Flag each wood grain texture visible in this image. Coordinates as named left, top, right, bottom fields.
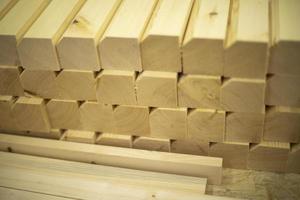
left=150, top=108, right=187, bottom=140
left=188, top=109, right=225, bottom=143
left=178, top=75, right=221, bottom=109
left=269, top=0, right=300, bottom=75
left=18, top=0, right=85, bottom=70
left=96, top=133, right=132, bottom=148
left=96, top=70, right=137, bottom=105
left=57, top=0, right=121, bottom=70
left=0, top=0, right=49, bottom=66
left=225, top=112, right=264, bottom=143
left=183, top=0, right=230, bottom=75
left=133, top=136, right=170, bottom=152
left=0, top=66, right=24, bottom=96
left=113, top=105, right=150, bottom=136
left=171, top=139, right=209, bottom=156
left=141, top=0, right=193, bottom=72
left=221, top=78, right=265, bottom=113
left=99, top=0, right=157, bottom=71
left=224, top=0, right=268, bottom=78
left=136, top=71, right=177, bottom=107
left=63, top=129, right=96, bottom=144
left=0, top=133, right=223, bottom=184
left=264, top=106, right=300, bottom=143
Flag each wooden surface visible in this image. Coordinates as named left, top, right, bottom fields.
left=0, top=66, right=23, bottom=96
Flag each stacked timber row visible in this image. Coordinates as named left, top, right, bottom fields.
left=0, top=0, right=299, bottom=173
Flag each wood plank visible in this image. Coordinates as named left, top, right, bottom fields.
left=224, top=0, right=268, bottom=78
left=96, top=70, right=137, bottom=105
left=225, top=112, right=264, bottom=143
left=99, top=0, right=157, bottom=71
left=0, top=133, right=223, bottom=184
left=0, top=66, right=24, bottom=96
left=209, top=142, right=249, bottom=169
left=264, top=106, right=300, bottom=143
left=248, top=142, right=289, bottom=172
left=150, top=108, right=187, bottom=140
left=188, top=108, right=225, bottom=143
left=287, top=143, right=300, bottom=173
left=265, top=74, right=300, bottom=107
left=171, top=139, right=209, bottom=156
left=11, top=96, right=51, bottom=132
left=269, top=0, right=300, bottom=75
left=136, top=71, right=177, bottom=107
left=18, top=0, right=85, bottom=70
left=113, top=105, right=150, bottom=136
left=63, top=129, right=96, bottom=144
left=0, top=0, right=18, bottom=20
left=182, top=0, right=230, bottom=75
left=141, top=0, right=193, bottom=72
left=57, top=0, right=121, bottom=70
left=46, top=99, right=82, bottom=130
left=133, top=136, right=170, bottom=152
left=80, top=101, right=115, bottom=132
left=96, top=133, right=132, bottom=148
left=178, top=75, right=221, bottom=109
left=0, top=0, right=50, bottom=66
left=220, top=78, right=265, bottom=113
left=0, top=96, right=18, bottom=131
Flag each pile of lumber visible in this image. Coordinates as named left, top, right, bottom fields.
left=0, top=0, right=299, bottom=174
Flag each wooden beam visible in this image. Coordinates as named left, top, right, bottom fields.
left=150, top=108, right=187, bottom=140
left=265, top=74, right=300, bottom=107
left=18, top=0, right=85, bottom=70
left=0, top=133, right=223, bottom=184
left=0, top=0, right=50, bottom=66
left=96, top=70, right=137, bottom=105
left=224, top=0, right=268, bottom=78
left=63, top=129, right=96, bottom=144
left=96, top=133, right=132, bottom=148
left=0, top=0, right=18, bottom=20
left=0, top=96, right=18, bottom=131
left=178, top=75, right=221, bottom=109
left=133, top=136, right=170, bottom=152
left=225, top=112, right=264, bottom=143
left=264, top=106, right=300, bottom=143
left=0, top=66, right=24, bottom=96
left=136, top=71, right=177, bottom=107
left=171, top=139, right=209, bottom=156
left=113, top=105, right=150, bottom=136
left=287, top=143, right=300, bottom=173
left=188, top=108, right=225, bottom=143
left=182, top=0, right=230, bottom=75
left=57, top=0, right=121, bottom=70
left=220, top=78, right=265, bottom=113
left=269, top=0, right=300, bottom=75
left=141, top=0, right=193, bottom=72
left=99, top=0, right=157, bottom=71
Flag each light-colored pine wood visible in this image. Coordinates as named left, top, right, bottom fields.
left=248, top=142, right=289, bottom=172
left=224, top=0, right=268, bottom=78
left=141, top=0, right=193, bottom=72
left=27, top=129, right=62, bottom=139
left=220, top=78, right=265, bottom=113
left=0, top=96, right=17, bottom=131
left=99, top=0, right=157, bottom=71
left=18, top=0, right=85, bottom=70
left=264, top=106, right=300, bottom=143
left=79, top=101, right=114, bottom=132
left=0, top=0, right=50, bottom=66
left=171, top=139, right=209, bottom=156
left=0, top=0, right=18, bottom=20
left=57, top=0, right=121, bottom=70
left=182, top=0, right=230, bottom=75
left=133, top=136, right=170, bottom=152
left=136, top=71, right=177, bottom=107
left=287, top=143, right=300, bottom=173
left=63, top=129, right=96, bottom=144
left=188, top=109, right=225, bottom=142
left=96, top=70, right=137, bottom=105
left=265, top=74, right=300, bottom=107
left=269, top=0, right=300, bottom=75
left=0, top=66, right=24, bottom=96
left=178, top=75, right=221, bottom=109
left=0, top=133, right=223, bottom=184
left=96, top=133, right=132, bottom=148
left=113, top=105, right=150, bottom=136
left=209, top=142, right=249, bottom=169
left=150, top=108, right=187, bottom=140
left=46, top=99, right=81, bottom=130
left=225, top=112, right=264, bottom=143
left=11, top=96, right=51, bottom=132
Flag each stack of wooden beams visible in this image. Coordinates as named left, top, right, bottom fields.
left=0, top=0, right=299, bottom=174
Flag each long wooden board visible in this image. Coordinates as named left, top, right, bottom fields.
left=0, top=0, right=17, bottom=20
left=0, top=133, right=223, bottom=184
